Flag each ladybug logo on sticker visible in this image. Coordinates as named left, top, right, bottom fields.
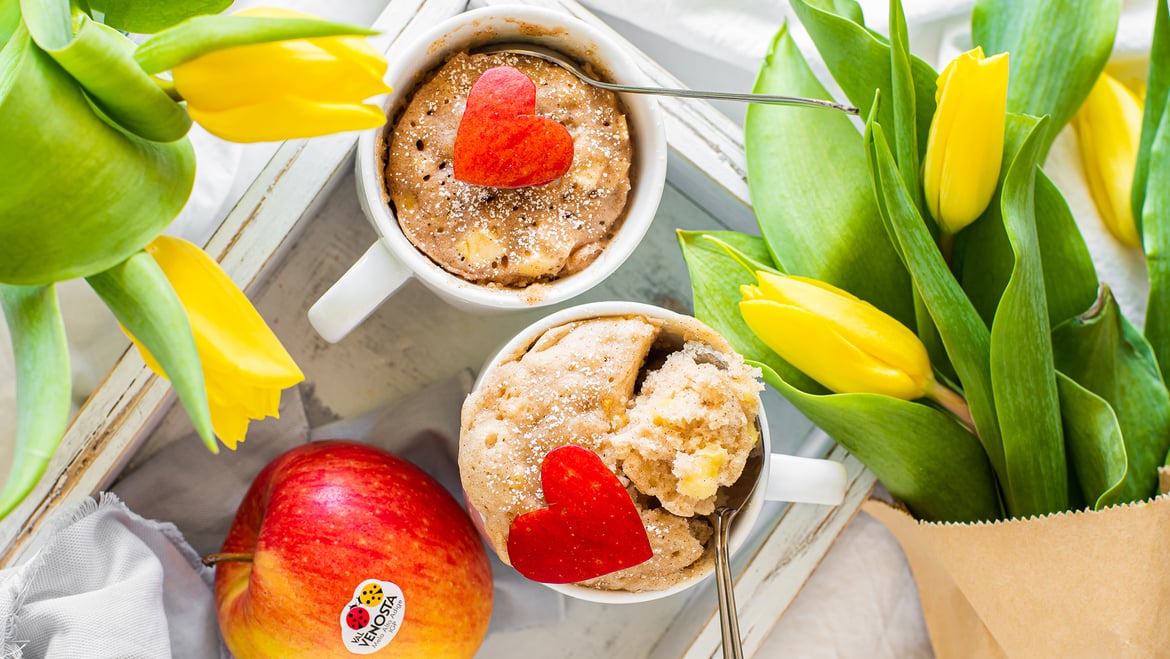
left=339, top=579, right=405, bottom=654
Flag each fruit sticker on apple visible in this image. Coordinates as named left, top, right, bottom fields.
left=452, top=66, right=575, bottom=188
left=339, top=579, right=405, bottom=654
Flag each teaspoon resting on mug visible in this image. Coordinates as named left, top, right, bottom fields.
left=712, top=440, right=765, bottom=659
left=474, top=43, right=860, bottom=114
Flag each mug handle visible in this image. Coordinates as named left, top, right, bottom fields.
left=308, top=240, right=413, bottom=343
left=764, top=454, right=848, bottom=506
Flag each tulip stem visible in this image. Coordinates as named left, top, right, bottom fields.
left=202, top=552, right=254, bottom=567
left=926, top=380, right=976, bottom=435
left=938, top=231, right=956, bottom=267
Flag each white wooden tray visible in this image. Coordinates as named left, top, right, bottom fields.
left=0, top=1, right=876, bottom=655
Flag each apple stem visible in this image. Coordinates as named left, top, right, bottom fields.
left=202, top=552, right=255, bottom=567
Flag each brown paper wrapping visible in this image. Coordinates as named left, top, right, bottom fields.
left=864, top=467, right=1170, bottom=658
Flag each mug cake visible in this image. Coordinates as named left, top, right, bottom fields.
left=384, top=49, right=632, bottom=288
left=459, top=312, right=764, bottom=592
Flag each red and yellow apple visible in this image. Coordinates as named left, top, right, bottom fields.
left=208, top=440, right=492, bottom=658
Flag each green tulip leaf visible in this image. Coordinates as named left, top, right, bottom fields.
left=972, top=0, right=1120, bottom=160
left=22, top=5, right=190, bottom=142
left=17, top=0, right=68, bottom=48
left=678, top=230, right=825, bottom=395
left=1133, top=0, right=1170, bottom=231
left=1053, top=286, right=1170, bottom=503
left=2, top=0, right=21, bottom=45
left=956, top=115, right=1098, bottom=329
left=0, top=24, right=195, bottom=285
left=746, top=22, right=914, bottom=328
left=1143, top=90, right=1170, bottom=381
left=0, top=285, right=71, bottom=519
left=1055, top=373, right=1127, bottom=511
left=865, top=115, right=1006, bottom=492
left=887, top=0, right=919, bottom=206
left=755, top=362, right=1001, bottom=523
left=87, top=252, right=216, bottom=453
left=135, top=13, right=377, bottom=74
left=990, top=113, right=1068, bottom=517
left=789, top=0, right=938, bottom=164
left=88, top=0, right=231, bottom=34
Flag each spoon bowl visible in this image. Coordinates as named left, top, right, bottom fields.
left=474, top=42, right=860, bottom=114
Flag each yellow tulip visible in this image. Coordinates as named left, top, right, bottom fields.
left=922, top=47, right=1010, bottom=234
left=740, top=271, right=933, bottom=399
left=1072, top=71, right=1143, bottom=248
left=128, top=236, right=304, bottom=449
left=172, top=8, right=391, bottom=143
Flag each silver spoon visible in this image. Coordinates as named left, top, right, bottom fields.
left=475, top=43, right=860, bottom=114
left=712, top=439, right=766, bottom=659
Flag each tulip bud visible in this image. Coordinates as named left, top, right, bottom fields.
left=171, top=8, right=391, bottom=143
left=739, top=271, right=933, bottom=400
left=922, top=47, right=1010, bottom=234
left=1072, top=71, right=1143, bottom=248
left=126, top=236, right=305, bottom=448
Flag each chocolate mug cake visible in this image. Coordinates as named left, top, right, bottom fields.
left=384, top=50, right=633, bottom=288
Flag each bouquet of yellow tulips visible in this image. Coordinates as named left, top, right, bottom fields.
left=681, top=0, right=1170, bottom=653
left=0, top=0, right=390, bottom=518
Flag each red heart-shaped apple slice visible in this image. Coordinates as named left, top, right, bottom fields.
left=453, top=66, right=575, bottom=188
left=507, top=444, right=653, bottom=584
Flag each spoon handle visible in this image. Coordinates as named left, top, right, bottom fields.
left=714, top=509, right=745, bottom=659
left=586, top=80, right=859, bottom=114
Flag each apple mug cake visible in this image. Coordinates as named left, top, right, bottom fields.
left=383, top=50, right=632, bottom=289
left=458, top=313, right=764, bottom=592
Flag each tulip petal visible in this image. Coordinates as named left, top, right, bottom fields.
left=313, top=34, right=390, bottom=80
left=146, top=237, right=303, bottom=386
left=172, top=39, right=389, bottom=113
left=740, top=298, right=925, bottom=399
left=924, top=48, right=1009, bottom=233
left=135, top=237, right=303, bottom=448
left=208, top=395, right=250, bottom=450
left=922, top=52, right=968, bottom=222
left=752, top=272, right=931, bottom=389
left=188, top=96, right=387, bottom=143
left=206, top=377, right=284, bottom=449
left=1073, top=72, right=1142, bottom=247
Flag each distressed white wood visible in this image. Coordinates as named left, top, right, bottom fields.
left=0, top=1, right=877, bottom=657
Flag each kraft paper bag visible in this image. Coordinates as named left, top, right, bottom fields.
left=863, top=467, right=1170, bottom=659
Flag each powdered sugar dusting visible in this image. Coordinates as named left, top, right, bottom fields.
left=385, top=51, right=632, bottom=288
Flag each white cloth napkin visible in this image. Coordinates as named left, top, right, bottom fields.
left=0, top=494, right=223, bottom=658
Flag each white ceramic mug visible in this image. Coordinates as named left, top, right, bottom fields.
left=308, top=6, right=668, bottom=343
left=462, top=301, right=848, bottom=604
